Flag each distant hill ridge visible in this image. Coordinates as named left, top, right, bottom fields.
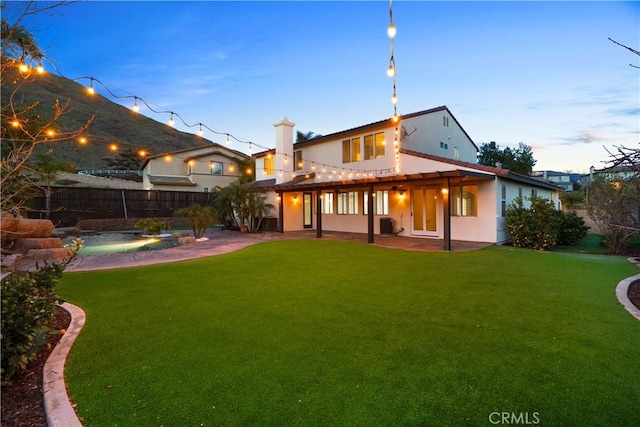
left=2, top=68, right=212, bottom=169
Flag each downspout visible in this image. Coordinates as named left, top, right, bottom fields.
left=443, top=179, right=451, bottom=251
left=316, top=191, right=323, bottom=238
left=121, top=190, right=128, bottom=219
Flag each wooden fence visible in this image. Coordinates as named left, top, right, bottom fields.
left=28, top=186, right=215, bottom=227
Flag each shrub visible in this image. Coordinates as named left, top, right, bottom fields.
left=1, top=263, right=64, bottom=382
left=505, top=196, right=562, bottom=251
left=174, top=204, right=218, bottom=238
left=135, top=218, right=170, bottom=235
left=557, top=210, right=589, bottom=246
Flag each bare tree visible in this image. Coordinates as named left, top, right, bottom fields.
left=585, top=145, right=640, bottom=253
left=608, top=37, right=640, bottom=69
left=1, top=1, right=93, bottom=213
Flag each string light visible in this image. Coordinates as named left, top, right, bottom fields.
left=388, top=0, right=401, bottom=173
left=20, top=49, right=405, bottom=181
left=87, top=77, right=95, bottom=95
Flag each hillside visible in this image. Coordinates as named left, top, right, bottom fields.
left=2, top=68, right=211, bottom=170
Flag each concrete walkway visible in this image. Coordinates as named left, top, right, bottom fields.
left=66, top=229, right=493, bottom=272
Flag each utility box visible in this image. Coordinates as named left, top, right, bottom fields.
left=380, top=217, right=393, bottom=234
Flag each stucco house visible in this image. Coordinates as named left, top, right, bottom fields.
left=253, top=106, right=562, bottom=249
left=142, top=144, right=251, bottom=192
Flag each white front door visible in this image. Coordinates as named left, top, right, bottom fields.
left=411, top=187, right=438, bottom=236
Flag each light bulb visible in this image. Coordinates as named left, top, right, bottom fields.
left=198, top=125, right=204, bottom=136
left=37, top=62, right=44, bottom=74
left=132, top=98, right=139, bottom=112
left=168, top=114, right=175, bottom=127
left=387, top=23, right=396, bottom=38
left=391, top=93, right=398, bottom=105
left=226, top=134, right=230, bottom=145
left=387, top=64, right=394, bottom=77
left=87, top=79, right=95, bottom=95
left=19, top=62, right=29, bottom=73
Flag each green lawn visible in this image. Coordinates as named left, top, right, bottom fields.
left=57, top=241, right=640, bottom=426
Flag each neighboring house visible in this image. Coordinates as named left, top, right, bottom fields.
left=253, top=106, right=562, bottom=249
left=586, top=165, right=637, bottom=185
left=142, top=144, right=251, bottom=192
left=532, top=170, right=575, bottom=192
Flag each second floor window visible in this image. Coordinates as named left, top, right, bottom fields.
left=342, top=137, right=361, bottom=163
left=264, top=156, right=274, bottom=175
left=364, top=132, right=386, bottom=160
left=294, top=150, right=303, bottom=171
left=210, top=161, right=223, bottom=175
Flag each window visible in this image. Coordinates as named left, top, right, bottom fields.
left=352, top=137, right=361, bottom=162
left=342, top=140, right=351, bottom=163
left=531, top=189, right=538, bottom=197
left=337, top=191, right=358, bottom=215
left=264, top=156, right=274, bottom=175
left=342, top=138, right=361, bottom=163
left=364, top=132, right=386, bottom=160
left=501, top=185, right=507, bottom=217
left=363, top=190, right=389, bottom=215
left=364, top=135, right=374, bottom=160
left=440, top=141, right=449, bottom=150
left=375, top=133, right=385, bottom=158
left=187, top=163, right=194, bottom=175
left=210, top=161, right=223, bottom=175
left=321, top=192, right=334, bottom=214
left=451, top=185, right=477, bottom=217
left=443, top=116, right=449, bottom=127
left=454, top=147, right=460, bottom=159
left=518, top=187, right=523, bottom=198
left=294, top=150, right=303, bottom=171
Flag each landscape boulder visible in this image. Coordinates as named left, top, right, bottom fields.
left=13, top=238, right=63, bottom=254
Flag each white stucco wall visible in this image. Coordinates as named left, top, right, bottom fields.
left=400, top=111, right=477, bottom=163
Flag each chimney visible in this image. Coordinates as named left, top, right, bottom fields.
left=274, top=116, right=295, bottom=184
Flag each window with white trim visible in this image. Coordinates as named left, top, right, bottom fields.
left=337, top=191, right=359, bottom=215
left=363, top=190, right=389, bottom=215
left=210, top=161, right=223, bottom=175
left=451, top=185, right=478, bottom=217
left=321, top=192, right=334, bottom=214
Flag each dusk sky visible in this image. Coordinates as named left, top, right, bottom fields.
left=15, top=1, right=640, bottom=173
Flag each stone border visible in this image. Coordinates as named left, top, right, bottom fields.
left=43, top=302, right=85, bottom=427
left=615, top=257, right=640, bottom=322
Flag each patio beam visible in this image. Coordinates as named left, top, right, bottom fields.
left=368, top=184, right=374, bottom=244
left=443, top=178, right=451, bottom=251
left=277, top=191, right=284, bottom=233
left=316, top=191, right=323, bottom=238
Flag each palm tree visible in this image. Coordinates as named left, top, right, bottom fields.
left=1, top=18, right=42, bottom=65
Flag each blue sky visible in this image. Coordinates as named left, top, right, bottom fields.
left=15, top=0, right=640, bottom=173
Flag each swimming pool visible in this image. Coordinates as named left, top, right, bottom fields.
left=70, top=232, right=178, bottom=256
